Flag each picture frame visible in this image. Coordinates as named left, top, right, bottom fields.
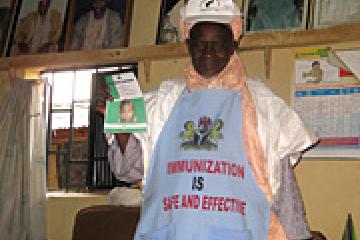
left=156, top=0, right=244, bottom=45
left=313, top=0, right=360, bottom=28
left=8, top=0, right=69, bottom=56
left=64, top=0, right=134, bottom=51
left=0, top=0, right=19, bottom=56
left=244, top=0, right=308, bottom=33
left=156, top=0, right=186, bottom=45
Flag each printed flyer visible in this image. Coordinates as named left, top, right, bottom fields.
left=104, top=72, right=147, bottom=133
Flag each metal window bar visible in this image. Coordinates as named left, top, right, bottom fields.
left=45, top=77, right=53, bottom=187
left=65, top=71, right=75, bottom=192
left=88, top=69, right=115, bottom=190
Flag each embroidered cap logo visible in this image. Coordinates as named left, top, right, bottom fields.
left=200, top=0, right=221, bottom=10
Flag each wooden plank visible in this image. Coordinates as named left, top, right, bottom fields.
left=1, top=23, right=360, bottom=70
left=240, top=24, right=360, bottom=49
left=0, top=44, right=188, bottom=69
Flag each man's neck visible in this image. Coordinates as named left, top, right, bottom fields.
left=94, top=8, right=107, bottom=19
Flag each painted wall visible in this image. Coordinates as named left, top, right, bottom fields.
left=269, top=44, right=360, bottom=240
left=129, top=0, right=161, bottom=47
left=46, top=194, right=107, bottom=240
left=0, top=70, right=10, bottom=102
left=1, top=0, right=359, bottom=239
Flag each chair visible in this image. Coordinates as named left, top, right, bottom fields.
left=72, top=205, right=140, bottom=240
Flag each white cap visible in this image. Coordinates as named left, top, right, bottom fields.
left=180, top=0, right=241, bottom=25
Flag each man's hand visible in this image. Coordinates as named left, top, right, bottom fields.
left=96, top=85, right=113, bottom=116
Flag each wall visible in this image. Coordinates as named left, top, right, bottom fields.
left=269, top=44, right=360, bottom=239
left=0, top=70, right=10, bottom=102
left=129, top=0, right=161, bottom=47
left=46, top=193, right=107, bottom=240
left=0, top=1, right=359, bottom=239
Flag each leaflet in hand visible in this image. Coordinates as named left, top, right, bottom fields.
left=104, top=72, right=147, bottom=133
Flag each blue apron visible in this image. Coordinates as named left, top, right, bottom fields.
left=135, top=89, right=270, bottom=240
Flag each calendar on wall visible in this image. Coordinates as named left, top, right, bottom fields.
left=293, top=47, right=360, bottom=158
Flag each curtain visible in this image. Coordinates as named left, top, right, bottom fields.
left=0, top=80, right=47, bottom=240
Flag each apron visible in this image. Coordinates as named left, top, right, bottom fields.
left=135, top=89, right=270, bottom=240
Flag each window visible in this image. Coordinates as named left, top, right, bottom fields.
left=44, top=64, right=137, bottom=192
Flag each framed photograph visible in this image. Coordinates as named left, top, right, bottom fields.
left=0, top=0, right=18, bottom=56
left=64, top=0, right=133, bottom=51
left=156, top=0, right=186, bottom=45
left=244, top=0, right=308, bottom=32
left=8, top=0, right=69, bottom=56
left=156, top=0, right=245, bottom=44
left=313, top=0, right=360, bottom=28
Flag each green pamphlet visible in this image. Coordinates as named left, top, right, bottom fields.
left=103, top=72, right=147, bottom=133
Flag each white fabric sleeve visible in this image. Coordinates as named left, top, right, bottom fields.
left=247, top=79, right=318, bottom=195
left=135, top=80, right=187, bottom=186
left=276, top=98, right=318, bottom=166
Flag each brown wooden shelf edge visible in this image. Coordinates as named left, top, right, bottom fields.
left=240, top=23, right=360, bottom=49
left=1, top=23, right=360, bottom=70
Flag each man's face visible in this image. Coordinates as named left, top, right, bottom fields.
left=38, top=0, right=50, bottom=16
left=186, top=22, right=237, bottom=79
left=93, top=0, right=107, bottom=14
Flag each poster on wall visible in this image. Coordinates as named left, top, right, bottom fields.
left=293, top=47, right=360, bottom=158
left=244, top=0, right=308, bottom=32
left=314, top=0, right=360, bottom=28
left=9, top=0, right=69, bottom=56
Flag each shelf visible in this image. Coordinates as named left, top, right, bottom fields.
left=240, top=23, right=360, bottom=49
left=1, top=23, right=360, bottom=70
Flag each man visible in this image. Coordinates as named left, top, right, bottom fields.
left=134, top=0, right=317, bottom=239
left=106, top=131, right=143, bottom=205
left=106, top=132, right=143, bottom=186
left=71, top=0, right=124, bottom=51
left=96, top=83, right=143, bottom=205
left=12, top=0, right=61, bottom=55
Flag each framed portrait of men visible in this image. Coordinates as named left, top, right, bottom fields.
left=65, top=0, right=134, bottom=51
left=156, top=0, right=244, bottom=45
left=244, top=0, right=308, bottom=32
left=9, top=0, right=69, bottom=56
left=0, top=0, right=18, bottom=56
left=313, top=0, right=360, bottom=28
